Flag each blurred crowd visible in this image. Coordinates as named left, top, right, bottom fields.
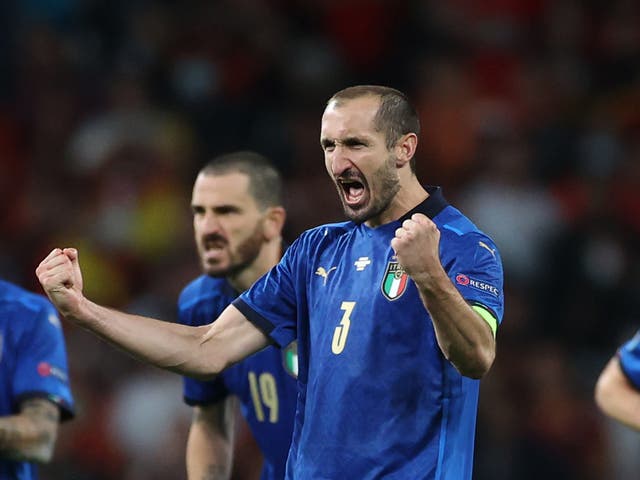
left=1, top=0, right=640, bottom=479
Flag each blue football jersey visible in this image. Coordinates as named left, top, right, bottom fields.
left=234, top=187, right=504, bottom=480
left=0, top=279, right=75, bottom=480
left=178, top=275, right=297, bottom=480
left=618, top=330, right=640, bottom=389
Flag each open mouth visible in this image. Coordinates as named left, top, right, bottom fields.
left=338, top=177, right=367, bottom=206
left=204, top=238, right=226, bottom=250
left=202, top=236, right=227, bottom=259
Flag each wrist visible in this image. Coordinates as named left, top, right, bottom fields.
left=64, top=295, right=94, bottom=327
left=411, top=264, right=449, bottom=294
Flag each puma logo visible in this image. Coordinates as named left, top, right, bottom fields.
left=315, top=266, right=337, bottom=285
left=478, top=241, right=497, bottom=259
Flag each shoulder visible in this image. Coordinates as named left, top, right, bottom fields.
left=0, top=279, right=56, bottom=321
left=621, top=331, right=640, bottom=355
left=178, top=275, right=233, bottom=312
left=293, top=221, right=354, bottom=249
left=436, top=206, right=501, bottom=264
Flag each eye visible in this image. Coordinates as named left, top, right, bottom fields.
left=191, top=206, right=205, bottom=217
left=343, top=138, right=367, bottom=149
left=321, top=139, right=335, bottom=152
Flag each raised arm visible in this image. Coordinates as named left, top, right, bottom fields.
left=392, top=214, right=496, bottom=379
left=595, top=356, right=640, bottom=431
left=36, top=248, right=269, bottom=379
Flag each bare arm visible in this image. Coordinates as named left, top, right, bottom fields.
left=392, top=214, right=495, bottom=378
left=230, top=412, right=264, bottom=480
left=414, top=269, right=495, bottom=378
left=0, top=398, right=60, bottom=463
left=595, top=356, right=640, bottom=431
left=36, top=248, right=270, bottom=379
left=186, top=398, right=237, bottom=480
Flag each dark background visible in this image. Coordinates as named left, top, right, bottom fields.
left=1, top=1, right=640, bottom=479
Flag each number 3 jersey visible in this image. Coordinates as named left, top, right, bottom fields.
left=177, top=276, right=297, bottom=480
left=234, top=187, right=505, bottom=480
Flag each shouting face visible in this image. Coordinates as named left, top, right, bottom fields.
left=320, top=95, right=400, bottom=225
left=191, top=171, right=266, bottom=278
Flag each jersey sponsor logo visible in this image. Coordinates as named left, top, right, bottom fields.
left=315, top=266, right=337, bottom=285
left=37, top=361, right=69, bottom=382
left=354, top=257, right=371, bottom=271
left=455, top=274, right=500, bottom=297
left=381, top=261, right=409, bottom=300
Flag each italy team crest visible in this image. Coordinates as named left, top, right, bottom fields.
left=381, top=261, right=409, bottom=300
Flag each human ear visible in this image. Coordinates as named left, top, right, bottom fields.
left=263, top=206, right=286, bottom=241
left=394, top=133, right=418, bottom=168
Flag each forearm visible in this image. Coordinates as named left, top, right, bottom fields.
left=73, top=298, right=220, bottom=377
left=186, top=403, right=236, bottom=480
left=415, top=268, right=495, bottom=378
left=0, top=400, right=59, bottom=463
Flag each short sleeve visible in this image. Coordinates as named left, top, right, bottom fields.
left=447, top=233, right=505, bottom=325
left=183, top=375, right=229, bottom=406
left=176, top=277, right=234, bottom=406
left=13, top=303, right=75, bottom=420
left=236, top=236, right=304, bottom=348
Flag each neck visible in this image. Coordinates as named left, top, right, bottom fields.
left=227, top=238, right=282, bottom=293
left=365, top=175, right=428, bottom=228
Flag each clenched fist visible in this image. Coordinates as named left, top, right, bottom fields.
left=390, top=213, right=444, bottom=285
left=36, top=248, right=85, bottom=320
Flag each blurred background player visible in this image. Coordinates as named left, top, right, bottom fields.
left=595, top=330, right=640, bottom=431
left=178, top=151, right=297, bottom=479
left=0, top=278, right=75, bottom=479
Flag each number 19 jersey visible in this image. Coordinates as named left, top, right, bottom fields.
left=178, top=276, right=298, bottom=480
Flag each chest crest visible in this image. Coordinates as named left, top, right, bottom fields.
left=381, top=260, right=409, bottom=300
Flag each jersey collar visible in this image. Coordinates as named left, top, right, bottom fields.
left=398, top=185, right=449, bottom=222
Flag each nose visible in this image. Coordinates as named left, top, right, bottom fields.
left=327, top=145, right=353, bottom=177
left=199, top=211, right=222, bottom=234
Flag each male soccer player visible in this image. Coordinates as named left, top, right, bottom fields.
left=179, top=151, right=296, bottom=479
left=0, top=278, right=75, bottom=479
left=37, top=85, right=504, bottom=479
left=595, top=330, right=640, bottom=430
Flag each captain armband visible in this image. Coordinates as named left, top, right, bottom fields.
left=471, top=305, right=498, bottom=338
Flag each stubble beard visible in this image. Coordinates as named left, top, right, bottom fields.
left=202, top=222, right=265, bottom=279
left=341, top=155, right=400, bottom=224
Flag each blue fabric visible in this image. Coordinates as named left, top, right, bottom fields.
left=618, top=330, right=640, bottom=390
left=178, top=275, right=297, bottom=480
left=237, top=187, right=504, bottom=480
left=0, top=279, right=75, bottom=480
